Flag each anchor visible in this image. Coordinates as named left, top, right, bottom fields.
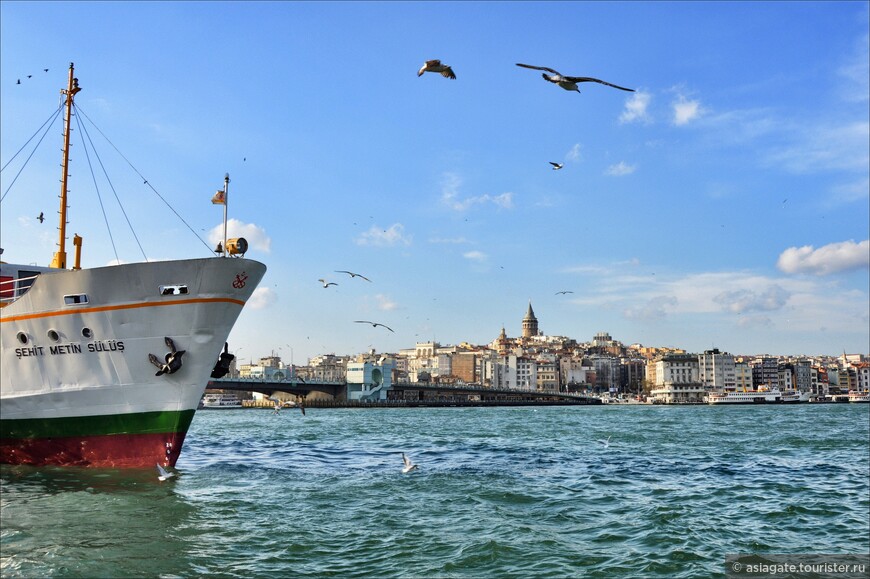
left=210, top=342, right=235, bottom=379
left=148, top=337, right=186, bottom=376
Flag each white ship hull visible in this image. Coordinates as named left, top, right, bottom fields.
left=1, top=257, right=265, bottom=466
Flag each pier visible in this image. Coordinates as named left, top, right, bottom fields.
left=206, top=378, right=602, bottom=407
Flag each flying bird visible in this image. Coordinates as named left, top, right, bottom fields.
left=597, top=435, right=612, bottom=448
left=156, top=463, right=175, bottom=481
left=555, top=290, right=574, bottom=295
left=37, top=212, right=44, bottom=223
left=318, top=279, right=338, bottom=288
left=549, top=162, right=564, bottom=170
left=401, top=453, right=418, bottom=474
left=516, top=63, right=634, bottom=93
left=336, top=270, right=371, bottom=282
left=417, top=59, right=456, bottom=79
left=354, top=320, right=394, bottom=332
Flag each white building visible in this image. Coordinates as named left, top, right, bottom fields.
left=650, top=353, right=704, bottom=404
left=698, top=349, right=736, bottom=390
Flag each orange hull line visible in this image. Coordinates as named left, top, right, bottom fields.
left=0, top=297, right=245, bottom=323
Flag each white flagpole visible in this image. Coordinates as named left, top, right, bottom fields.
left=222, top=173, right=229, bottom=256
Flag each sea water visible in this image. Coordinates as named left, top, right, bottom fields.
left=2, top=404, right=868, bottom=578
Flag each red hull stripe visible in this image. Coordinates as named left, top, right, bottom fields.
left=0, top=409, right=195, bottom=467
left=1, top=409, right=195, bottom=439
left=0, top=431, right=191, bottom=468
left=0, top=297, right=244, bottom=323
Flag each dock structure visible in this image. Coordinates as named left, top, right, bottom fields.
left=206, top=378, right=601, bottom=407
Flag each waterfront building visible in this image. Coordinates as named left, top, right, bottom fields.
left=752, top=356, right=780, bottom=390
left=307, top=353, right=349, bottom=382
left=699, top=349, right=736, bottom=391
left=734, top=362, right=753, bottom=391
left=650, top=353, right=704, bottom=403
left=560, top=356, right=594, bottom=391
left=855, top=362, right=870, bottom=392
left=589, top=354, right=621, bottom=393
left=535, top=355, right=559, bottom=392
left=346, top=360, right=393, bottom=401
left=620, top=358, right=646, bottom=396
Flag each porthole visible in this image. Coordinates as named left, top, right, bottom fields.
left=47, top=329, right=60, bottom=342
left=82, top=327, right=93, bottom=339
left=16, top=332, right=28, bottom=345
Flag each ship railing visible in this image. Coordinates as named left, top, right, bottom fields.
left=0, top=274, right=40, bottom=305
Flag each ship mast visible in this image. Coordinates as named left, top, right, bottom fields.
left=50, top=62, right=81, bottom=269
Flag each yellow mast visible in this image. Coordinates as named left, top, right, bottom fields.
left=50, top=63, right=81, bottom=269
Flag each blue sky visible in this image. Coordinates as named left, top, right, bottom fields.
left=1, top=1, right=868, bottom=363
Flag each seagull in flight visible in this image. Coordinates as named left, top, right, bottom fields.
left=156, top=463, right=175, bottom=481
left=318, top=279, right=338, bottom=288
left=516, top=63, right=634, bottom=93
left=418, top=59, right=456, bottom=79
left=37, top=212, right=44, bottom=223
left=555, top=290, right=574, bottom=295
left=401, top=453, right=418, bottom=474
left=355, top=320, right=394, bottom=332
left=549, top=162, right=564, bottom=170
left=597, top=435, right=612, bottom=448
left=336, top=270, right=371, bottom=282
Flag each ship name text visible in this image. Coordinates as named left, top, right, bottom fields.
left=15, top=340, right=125, bottom=359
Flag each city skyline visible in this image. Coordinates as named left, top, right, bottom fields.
left=1, top=2, right=868, bottom=362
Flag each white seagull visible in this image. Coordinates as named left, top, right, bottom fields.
left=156, top=463, right=175, bottom=481
left=401, top=453, right=418, bottom=474
left=555, top=290, right=574, bottom=295
left=335, top=270, right=372, bottom=282
left=354, top=320, right=394, bottom=333
left=318, top=279, right=338, bottom=288
left=417, top=59, right=456, bottom=79
left=516, top=63, right=634, bottom=93
left=597, top=435, right=612, bottom=448
left=549, top=162, right=564, bottom=170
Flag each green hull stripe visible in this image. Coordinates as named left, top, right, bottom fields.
left=0, top=409, right=196, bottom=440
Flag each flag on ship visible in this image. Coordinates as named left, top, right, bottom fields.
left=211, top=190, right=226, bottom=204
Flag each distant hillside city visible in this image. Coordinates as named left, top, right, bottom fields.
left=229, top=302, right=870, bottom=404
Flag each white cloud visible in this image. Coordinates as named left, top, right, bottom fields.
left=440, top=172, right=514, bottom=211
left=566, top=143, right=583, bottom=162
left=623, top=296, right=677, bottom=321
left=428, top=236, right=470, bottom=244
left=713, top=285, right=790, bottom=314
left=619, top=91, right=652, bottom=125
left=765, top=121, right=870, bottom=174
left=355, top=223, right=412, bottom=247
left=375, top=294, right=398, bottom=311
left=777, top=239, right=870, bottom=276
left=605, top=161, right=636, bottom=176
left=208, top=218, right=271, bottom=253
left=672, top=94, right=702, bottom=126
left=463, top=250, right=487, bottom=262
left=247, top=287, right=276, bottom=310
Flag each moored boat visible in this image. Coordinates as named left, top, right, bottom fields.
left=848, top=390, right=870, bottom=403
left=0, top=64, right=266, bottom=468
left=200, top=392, right=244, bottom=409
left=707, top=388, right=783, bottom=405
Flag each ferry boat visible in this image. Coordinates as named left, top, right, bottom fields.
left=0, top=64, right=266, bottom=468
left=848, top=390, right=870, bottom=403
left=200, top=392, right=244, bottom=409
left=780, top=389, right=811, bottom=403
left=707, top=388, right=783, bottom=405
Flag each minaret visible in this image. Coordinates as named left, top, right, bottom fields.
left=522, top=301, right=538, bottom=338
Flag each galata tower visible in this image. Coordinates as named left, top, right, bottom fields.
left=521, top=301, right=538, bottom=338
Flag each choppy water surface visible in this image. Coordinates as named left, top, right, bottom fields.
left=2, top=404, right=868, bottom=578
